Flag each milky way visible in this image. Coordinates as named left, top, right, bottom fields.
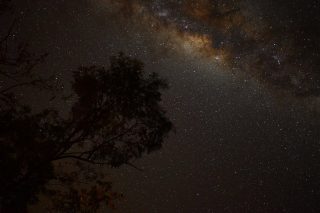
left=98, top=0, right=320, bottom=97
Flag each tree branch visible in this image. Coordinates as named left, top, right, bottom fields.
left=85, top=122, right=139, bottom=159
left=52, top=155, right=110, bottom=165
left=0, top=79, right=42, bottom=94
left=52, top=155, right=143, bottom=171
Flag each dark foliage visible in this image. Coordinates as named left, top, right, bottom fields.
left=0, top=53, right=172, bottom=211
left=0, top=1, right=172, bottom=211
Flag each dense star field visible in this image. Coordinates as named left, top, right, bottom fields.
left=1, top=0, right=320, bottom=212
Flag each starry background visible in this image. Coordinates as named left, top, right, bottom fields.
left=6, top=0, right=320, bottom=212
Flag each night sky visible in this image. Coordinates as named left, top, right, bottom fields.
left=6, top=0, right=320, bottom=212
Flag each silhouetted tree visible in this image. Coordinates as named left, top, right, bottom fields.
left=0, top=53, right=172, bottom=211
left=0, top=0, right=50, bottom=108
left=0, top=2, right=172, bottom=211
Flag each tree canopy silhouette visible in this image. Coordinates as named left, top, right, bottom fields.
left=0, top=52, right=172, bottom=211
left=0, top=1, right=172, bottom=211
